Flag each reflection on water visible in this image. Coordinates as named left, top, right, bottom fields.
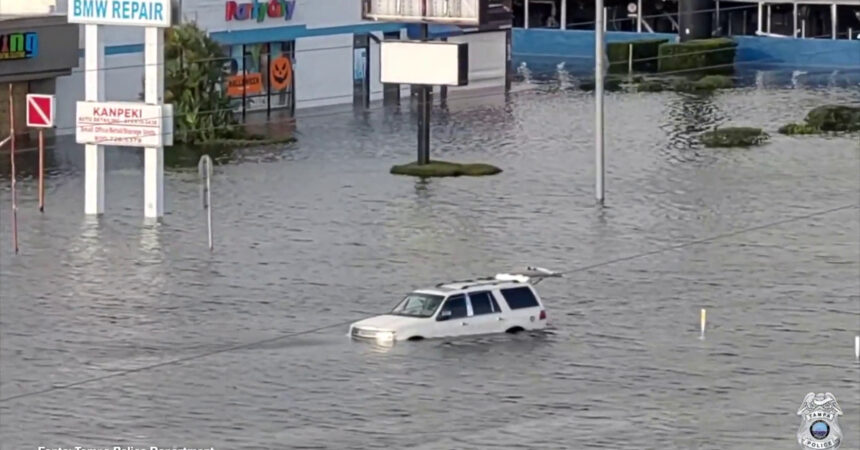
left=0, top=69, right=858, bottom=449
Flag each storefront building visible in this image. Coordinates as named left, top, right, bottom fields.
left=41, top=0, right=507, bottom=135
left=0, top=14, right=79, bottom=140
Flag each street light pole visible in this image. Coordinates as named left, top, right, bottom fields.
left=595, top=0, right=605, bottom=204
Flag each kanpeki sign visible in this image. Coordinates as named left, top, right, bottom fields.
left=226, top=0, right=296, bottom=22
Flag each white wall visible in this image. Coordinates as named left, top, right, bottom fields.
left=294, top=34, right=353, bottom=109
left=448, top=31, right=507, bottom=92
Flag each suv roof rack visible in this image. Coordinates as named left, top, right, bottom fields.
left=435, top=266, right=561, bottom=289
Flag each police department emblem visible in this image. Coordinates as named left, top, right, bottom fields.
left=797, top=392, right=843, bottom=449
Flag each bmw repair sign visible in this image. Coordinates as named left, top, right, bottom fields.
left=69, top=0, right=172, bottom=27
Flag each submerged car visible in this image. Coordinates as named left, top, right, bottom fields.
left=349, top=267, right=561, bottom=342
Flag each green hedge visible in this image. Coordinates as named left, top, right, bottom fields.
left=607, top=38, right=669, bottom=74
left=805, top=105, right=860, bottom=131
left=658, top=38, right=737, bottom=75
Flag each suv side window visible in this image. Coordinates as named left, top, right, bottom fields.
left=438, top=294, right=468, bottom=320
left=469, top=291, right=498, bottom=315
left=500, top=286, right=540, bottom=310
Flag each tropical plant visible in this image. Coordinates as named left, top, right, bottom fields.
left=164, top=22, right=238, bottom=144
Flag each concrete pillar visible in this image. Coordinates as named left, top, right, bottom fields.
left=831, top=3, right=837, bottom=39
left=84, top=24, right=105, bottom=216
left=757, top=2, right=763, bottom=34
left=678, top=0, right=714, bottom=41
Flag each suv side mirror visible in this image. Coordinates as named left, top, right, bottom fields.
left=437, top=310, right=452, bottom=321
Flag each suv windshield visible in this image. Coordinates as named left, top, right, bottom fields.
left=390, top=293, right=444, bottom=318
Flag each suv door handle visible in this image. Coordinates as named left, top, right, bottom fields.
left=497, top=317, right=505, bottom=321
left=461, top=322, right=468, bottom=326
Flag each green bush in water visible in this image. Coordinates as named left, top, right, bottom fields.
left=390, top=160, right=502, bottom=177
left=580, top=77, right=623, bottom=92
left=804, top=105, right=860, bottom=132
left=778, top=123, right=821, bottom=135
left=700, top=127, right=769, bottom=147
left=658, top=38, right=737, bottom=75
left=672, top=75, right=733, bottom=92
left=607, top=38, right=669, bottom=74
left=636, top=79, right=668, bottom=92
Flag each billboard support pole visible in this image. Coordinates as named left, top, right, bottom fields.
left=417, top=23, right=431, bottom=165
left=84, top=24, right=105, bottom=216
left=144, top=26, right=165, bottom=219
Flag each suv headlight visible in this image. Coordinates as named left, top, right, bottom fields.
left=375, top=330, right=395, bottom=341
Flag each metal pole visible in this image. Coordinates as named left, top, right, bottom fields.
left=831, top=3, right=837, bottom=40
left=595, top=0, right=605, bottom=205
left=793, top=3, right=798, bottom=37
left=767, top=4, right=771, bottom=33
left=715, top=0, right=721, bottom=36
left=8, top=84, right=18, bottom=254
left=757, top=2, right=763, bottom=34
left=198, top=155, right=213, bottom=251
left=802, top=19, right=806, bottom=38
left=728, top=11, right=733, bottom=35
left=38, top=129, right=44, bottom=212
left=417, top=23, right=430, bottom=165
left=604, top=7, right=608, bottom=32
left=525, top=0, right=529, bottom=28
left=561, top=0, right=567, bottom=29
left=850, top=28, right=854, bottom=40
left=637, top=0, right=642, bottom=32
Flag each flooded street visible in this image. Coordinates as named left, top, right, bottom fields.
left=1, top=70, right=859, bottom=449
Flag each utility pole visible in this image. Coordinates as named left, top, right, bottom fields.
left=594, top=1, right=605, bottom=204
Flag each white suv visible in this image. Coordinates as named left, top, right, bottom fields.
left=349, top=267, right=560, bottom=343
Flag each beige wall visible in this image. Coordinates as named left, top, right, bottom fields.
left=0, top=0, right=57, bottom=14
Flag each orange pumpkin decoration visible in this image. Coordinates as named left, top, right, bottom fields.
left=270, top=56, right=292, bottom=91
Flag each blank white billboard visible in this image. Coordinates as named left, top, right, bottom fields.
left=380, top=41, right=468, bottom=86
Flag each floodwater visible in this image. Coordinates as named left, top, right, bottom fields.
left=1, top=69, right=859, bottom=449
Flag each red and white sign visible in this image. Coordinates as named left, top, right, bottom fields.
left=26, top=94, right=55, bottom=128
left=75, top=101, right=173, bottom=148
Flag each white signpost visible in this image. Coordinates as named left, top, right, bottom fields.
left=69, top=0, right=173, bottom=218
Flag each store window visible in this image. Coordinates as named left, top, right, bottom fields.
left=224, top=41, right=296, bottom=120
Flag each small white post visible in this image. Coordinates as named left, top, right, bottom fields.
left=560, top=0, right=566, bottom=29
left=802, top=19, right=806, bottom=38
left=849, top=28, right=854, bottom=40
left=198, top=155, right=213, bottom=251
left=637, top=0, right=642, bottom=32
left=524, top=0, right=529, bottom=29
left=831, top=3, right=837, bottom=40
left=628, top=43, right=633, bottom=76
left=595, top=0, right=605, bottom=205
left=144, top=26, right=165, bottom=219
left=700, top=308, right=707, bottom=339
left=84, top=24, right=105, bottom=216
left=757, top=2, right=763, bottom=34
left=855, top=336, right=859, bottom=361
